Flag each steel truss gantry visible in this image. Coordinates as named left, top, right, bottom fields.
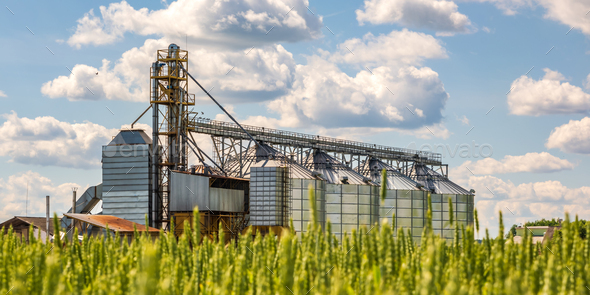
left=187, top=118, right=449, bottom=178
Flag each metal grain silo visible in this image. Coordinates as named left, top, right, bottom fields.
left=236, top=144, right=326, bottom=233
left=304, top=149, right=379, bottom=241
left=288, top=163, right=326, bottom=235
left=101, top=129, right=152, bottom=225
left=408, top=163, right=475, bottom=241
left=361, top=157, right=428, bottom=243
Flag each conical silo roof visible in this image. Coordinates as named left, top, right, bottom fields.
left=304, top=150, right=375, bottom=185
left=409, top=163, right=472, bottom=195
left=361, top=158, right=420, bottom=190
left=225, top=143, right=321, bottom=180
left=107, top=129, right=152, bottom=145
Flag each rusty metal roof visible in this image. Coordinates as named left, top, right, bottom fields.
left=64, top=213, right=160, bottom=233
left=0, top=216, right=57, bottom=235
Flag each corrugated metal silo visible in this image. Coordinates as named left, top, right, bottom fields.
left=304, top=150, right=379, bottom=241
left=361, top=157, right=428, bottom=243
left=409, top=163, right=475, bottom=241
left=101, top=129, right=152, bottom=225
left=237, top=144, right=326, bottom=232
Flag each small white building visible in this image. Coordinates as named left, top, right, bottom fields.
left=513, top=226, right=561, bottom=245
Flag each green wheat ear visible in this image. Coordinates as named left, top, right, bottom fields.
left=448, top=197, right=454, bottom=225
left=474, top=208, right=480, bottom=233
left=380, top=168, right=387, bottom=202
left=309, top=184, right=318, bottom=230
left=0, top=186, right=586, bottom=294
left=426, top=192, right=432, bottom=234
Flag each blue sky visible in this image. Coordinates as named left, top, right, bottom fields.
left=2, top=0, right=590, bottom=236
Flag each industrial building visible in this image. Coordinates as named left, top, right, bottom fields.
left=33, top=43, right=474, bottom=242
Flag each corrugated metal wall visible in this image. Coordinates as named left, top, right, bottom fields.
left=102, top=144, right=150, bottom=225
left=169, top=172, right=244, bottom=213
left=210, top=187, right=244, bottom=212
left=325, top=183, right=379, bottom=241
left=249, top=167, right=290, bottom=226
left=290, top=178, right=326, bottom=234
left=430, top=193, right=474, bottom=241
left=379, top=191, right=474, bottom=243
left=380, top=189, right=427, bottom=243
left=170, top=172, right=209, bottom=212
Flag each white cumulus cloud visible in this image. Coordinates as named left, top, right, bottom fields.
left=356, top=0, right=475, bottom=36
left=330, top=29, right=448, bottom=67
left=469, top=175, right=590, bottom=237
left=457, top=115, right=469, bottom=125
left=232, top=29, right=451, bottom=134
left=584, top=73, right=590, bottom=90
left=535, top=0, right=590, bottom=36
left=0, top=171, right=83, bottom=222
left=0, top=111, right=136, bottom=169
left=462, top=0, right=532, bottom=15
left=546, top=117, right=590, bottom=154
left=507, top=69, right=590, bottom=116
left=41, top=59, right=145, bottom=102
left=467, top=0, right=590, bottom=36
left=266, top=56, right=449, bottom=129
left=443, top=172, right=590, bottom=238
left=455, top=152, right=575, bottom=175
left=188, top=44, right=297, bottom=103
left=67, top=0, right=323, bottom=49
left=470, top=176, right=583, bottom=202
left=0, top=90, right=6, bottom=98
left=42, top=38, right=297, bottom=102
left=445, top=152, right=586, bottom=237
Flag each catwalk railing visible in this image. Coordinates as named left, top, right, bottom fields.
left=188, top=118, right=443, bottom=165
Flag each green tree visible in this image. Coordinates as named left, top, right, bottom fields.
left=524, top=218, right=561, bottom=227
left=552, top=219, right=587, bottom=241
left=506, top=224, right=517, bottom=238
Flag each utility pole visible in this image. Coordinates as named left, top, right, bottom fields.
left=46, top=195, right=50, bottom=243
left=72, top=188, right=78, bottom=233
